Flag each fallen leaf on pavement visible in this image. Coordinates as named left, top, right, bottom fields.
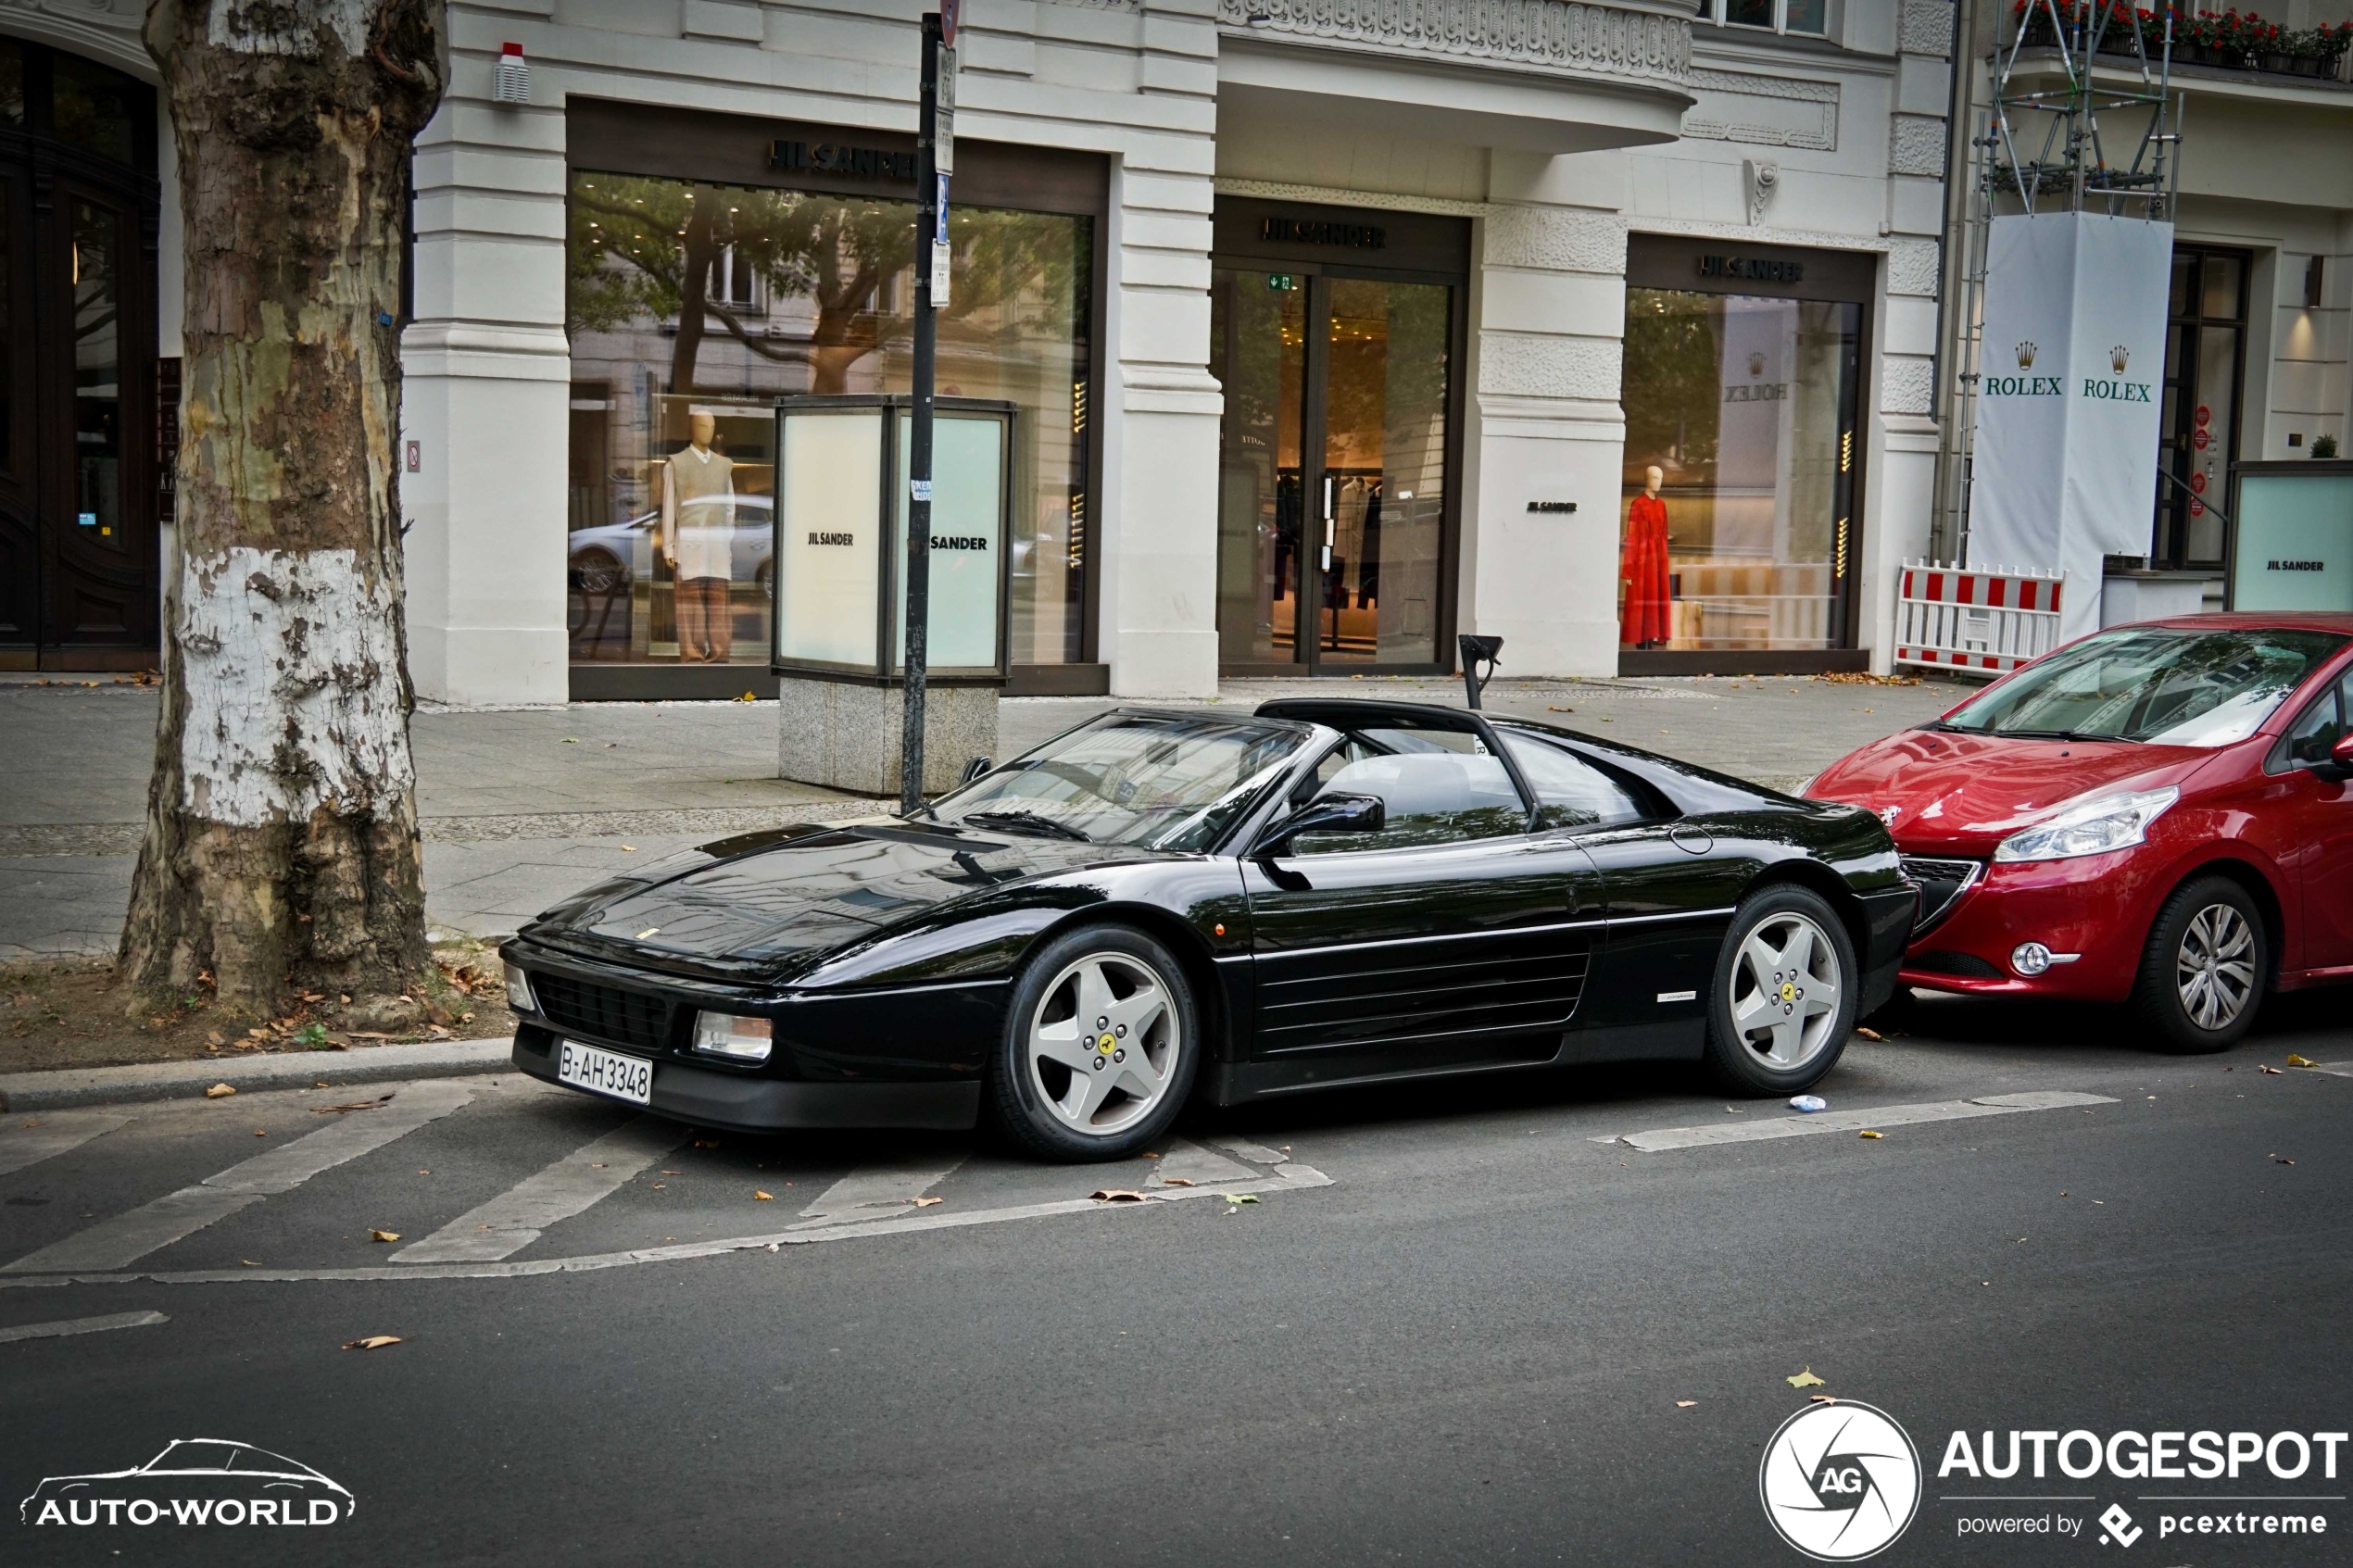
left=1854, top=1027, right=1884, bottom=1041
left=2260, top=1065, right=2283, bottom=1074
left=1547, top=705, right=1575, bottom=712
left=754, top=1191, right=774, bottom=1201
left=313, top=1096, right=394, bottom=1114
left=206, top=1031, right=224, bottom=1047
left=1858, top=1130, right=1883, bottom=1139
left=1809, top=1395, right=1840, bottom=1405
left=1090, top=1189, right=1149, bottom=1202
left=1221, top=1193, right=1262, bottom=1205
left=2274, top=1156, right=2296, bottom=1166
left=204, top=1084, right=235, bottom=1098
left=1675, top=1399, right=1697, bottom=1409
left=253, top=1130, right=268, bottom=1138
left=1139, top=1150, right=1160, bottom=1159
left=911, top=1197, right=944, bottom=1208
left=1160, top=1177, right=1197, bottom=1187
left=369, top=1229, right=400, bottom=1243
left=1786, top=1367, right=1827, bottom=1389
left=240, top=1260, right=260, bottom=1267
left=2286, top=1054, right=2317, bottom=1068
left=693, top=1139, right=721, bottom=1148
left=342, top=1336, right=403, bottom=1350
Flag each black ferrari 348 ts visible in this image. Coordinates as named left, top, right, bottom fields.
left=502, top=699, right=1915, bottom=1160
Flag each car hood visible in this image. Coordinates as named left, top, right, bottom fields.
left=1807, top=729, right=2216, bottom=854
left=522, top=819, right=1164, bottom=974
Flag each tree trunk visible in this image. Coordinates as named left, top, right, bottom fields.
left=669, top=193, right=713, bottom=396
left=120, top=2, right=447, bottom=1017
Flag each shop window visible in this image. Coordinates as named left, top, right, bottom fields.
left=0, top=41, right=24, bottom=128
left=1619, top=287, right=1861, bottom=653
left=52, top=52, right=141, bottom=166
left=564, top=172, right=1091, bottom=668
left=2154, top=245, right=2246, bottom=570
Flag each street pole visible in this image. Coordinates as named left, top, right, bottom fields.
left=901, top=5, right=955, bottom=815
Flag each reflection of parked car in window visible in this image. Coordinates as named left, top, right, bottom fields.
left=568, top=496, right=774, bottom=596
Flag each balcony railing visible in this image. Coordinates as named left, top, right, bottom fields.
left=1218, top=0, right=1692, bottom=90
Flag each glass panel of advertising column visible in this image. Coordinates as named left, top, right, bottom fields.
left=1212, top=268, right=1305, bottom=666
left=1620, top=287, right=1859, bottom=652
left=2232, top=472, right=2353, bottom=613
left=1318, top=278, right=1448, bottom=667
left=773, top=407, right=883, bottom=669
left=565, top=172, right=1088, bottom=670
left=893, top=407, right=1008, bottom=671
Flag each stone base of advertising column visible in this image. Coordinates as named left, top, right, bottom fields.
left=776, top=677, right=1001, bottom=797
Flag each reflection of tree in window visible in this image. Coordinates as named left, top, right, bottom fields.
left=567, top=175, right=1081, bottom=396
left=1622, top=288, right=1720, bottom=483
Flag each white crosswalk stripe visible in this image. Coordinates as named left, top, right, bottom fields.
left=0, top=1110, right=132, bottom=1178
left=391, top=1117, right=686, bottom=1263
left=793, top=1152, right=969, bottom=1227
left=0, top=1082, right=475, bottom=1274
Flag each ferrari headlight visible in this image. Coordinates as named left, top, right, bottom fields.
left=1993, top=785, right=2178, bottom=864
left=691, top=1011, right=773, bottom=1064
left=503, top=961, right=535, bottom=1012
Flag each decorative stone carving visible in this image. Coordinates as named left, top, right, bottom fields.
left=1216, top=0, right=1690, bottom=88
left=1880, top=355, right=1935, bottom=417
left=1886, top=236, right=1941, bottom=297
left=1482, top=206, right=1626, bottom=274
left=1899, top=0, right=1955, bottom=58
left=0, top=0, right=150, bottom=78
left=1743, top=158, right=1779, bottom=227
left=1682, top=67, right=1839, bottom=152
left=1888, top=115, right=1947, bottom=179
left=1477, top=331, right=1622, bottom=402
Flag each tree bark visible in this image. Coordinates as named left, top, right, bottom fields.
left=120, top=1, right=447, bottom=1016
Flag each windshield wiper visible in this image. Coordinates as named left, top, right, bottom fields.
left=1994, top=728, right=2118, bottom=742
left=961, top=809, right=1092, bottom=843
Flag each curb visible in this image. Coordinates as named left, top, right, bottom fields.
left=0, top=1036, right=516, bottom=1113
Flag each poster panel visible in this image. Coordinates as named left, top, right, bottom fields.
left=894, top=409, right=1006, bottom=671
left=774, top=408, right=884, bottom=667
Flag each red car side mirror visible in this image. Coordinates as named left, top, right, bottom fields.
left=2333, top=733, right=2353, bottom=771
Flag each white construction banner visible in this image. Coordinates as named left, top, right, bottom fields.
left=1967, top=211, right=2172, bottom=641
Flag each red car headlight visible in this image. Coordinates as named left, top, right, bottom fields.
left=1992, top=785, right=2178, bottom=864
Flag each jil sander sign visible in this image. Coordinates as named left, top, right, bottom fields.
left=1698, top=253, right=1806, bottom=283
left=770, top=140, right=917, bottom=182
left=1261, top=217, right=1386, bottom=249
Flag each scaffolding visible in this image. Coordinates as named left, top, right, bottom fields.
left=1937, top=0, right=2184, bottom=567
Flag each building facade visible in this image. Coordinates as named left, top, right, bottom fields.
left=2, top=0, right=1958, bottom=698
left=1931, top=0, right=2353, bottom=618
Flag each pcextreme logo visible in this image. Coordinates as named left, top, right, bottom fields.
left=19, top=1438, right=354, bottom=1529
left=1760, top=1402, right=1923, bottom=1561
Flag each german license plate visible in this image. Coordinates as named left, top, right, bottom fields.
left=557, top=1040, right=652, bottom=1106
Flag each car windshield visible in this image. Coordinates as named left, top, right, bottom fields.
left=928, top=713, right=1311, bottom=852
left=1939, top=626, right=2347, bottom=747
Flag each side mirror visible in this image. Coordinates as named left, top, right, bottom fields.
left=2320, top=733, right=2353, bottom=782
left=1256, top=793, right=1386, bottom=858
left=957, top=755, right=994, bottom=788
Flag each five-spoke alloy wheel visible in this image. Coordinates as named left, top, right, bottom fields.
left=2133, top=874, right=2267, bottom=1053
left=990, top=924, right=1200, bottom=1161
left=1704, top=884, right=1859, bottom=1095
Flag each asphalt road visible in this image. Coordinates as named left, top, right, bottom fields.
left=3, top=990, right=2349, bottom=1567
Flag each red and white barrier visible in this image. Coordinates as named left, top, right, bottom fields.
left=1894, top=559, right=2064, bottom=673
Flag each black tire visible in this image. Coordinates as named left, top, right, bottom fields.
left=2130, top=874, right=2267, bottom=1053
left=988, top=924, right=1201, bottom=1162
left=1703, top=884, right=1860, bottom=1097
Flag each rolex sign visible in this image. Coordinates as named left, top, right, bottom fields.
left=1967, top=212, right=2173, bottom=640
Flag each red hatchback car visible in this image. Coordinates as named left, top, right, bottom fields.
left=1801, top=613, right=2353, bottom=1051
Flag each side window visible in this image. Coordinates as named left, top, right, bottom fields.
left=2282, top=678, right=2347, bottom=768
left=1500, top=734, right=1652, bottom=831
left=1297, top=751, right=1526, bottom=854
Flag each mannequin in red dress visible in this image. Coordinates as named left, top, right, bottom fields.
left=1620, top=464, right=1671, bottom=648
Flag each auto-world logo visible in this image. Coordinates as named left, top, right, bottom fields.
left=19, top=1439, right=353, bottom=1529
left=1761, top=1402, right=1922, bottom=1561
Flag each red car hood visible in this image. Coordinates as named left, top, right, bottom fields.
left=1806, top=729, right=2215, bottom=855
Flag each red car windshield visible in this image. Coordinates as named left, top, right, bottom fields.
left=1937, top=626, right=2347, bottom=747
